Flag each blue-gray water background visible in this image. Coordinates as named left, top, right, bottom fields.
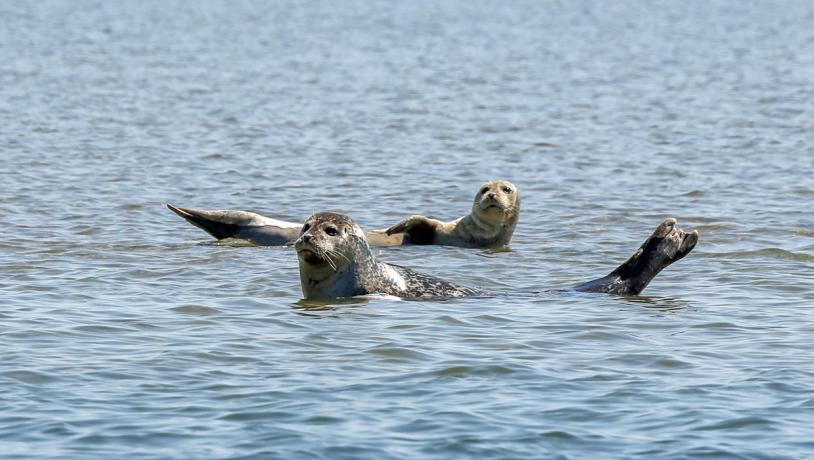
left=2, top=1, right=813, bottom=459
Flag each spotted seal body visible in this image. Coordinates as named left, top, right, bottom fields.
left=295, top=213, right=698, bottom=300
left=384, top=180, right=520, bottom=248
left=295, top=213, right=480, bottom=300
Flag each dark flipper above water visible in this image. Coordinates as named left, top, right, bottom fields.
left=167, top=204, right=405, bottom=246
left=573, top=218, right=699, bottom=295
left=166, top=204, right=302, bottom=245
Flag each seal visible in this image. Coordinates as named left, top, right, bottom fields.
left=295, top=212, right=480, bottom=299
left=166, top=180, right=518, bottom=248
left=294, top=213, right=698, bottom=300
left=382, top=180, right=520, bottom=248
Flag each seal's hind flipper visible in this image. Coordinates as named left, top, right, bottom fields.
left=167, top=204, right=304, bottom=245
left=573, top=218, right=699, bottom=296
left=166, top=204, right=241, bottom=240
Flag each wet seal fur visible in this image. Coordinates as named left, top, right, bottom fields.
left=295, top=212, right=479, bottom=299
left=296, top=213, right=698, bottom=300
left=166, top=180, right=519, bottom=249
left=382, top=180, right=520, bottom=248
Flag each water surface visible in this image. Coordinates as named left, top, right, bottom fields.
left=1, top=1, right=813, bottom=459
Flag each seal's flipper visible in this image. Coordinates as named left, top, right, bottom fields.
left=167, top=204, right=241, bottom=240
left=573, top=218, right=699, bottom=296
left=166, top=204, right=302, bottom=245
left=384, top=215, right=441, bottom=245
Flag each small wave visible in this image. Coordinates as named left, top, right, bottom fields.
left=2, top=370, right=57, bottom=384
left=170, top=304, right=221, bottom=316
left=366, top=346, right=430, bottom=362
left=703, top=248, right=814, bottom=262
left=694, top=416, right=773, bottom=431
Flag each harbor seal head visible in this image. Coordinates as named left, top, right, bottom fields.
left=472, top=180, right=520, bottom=226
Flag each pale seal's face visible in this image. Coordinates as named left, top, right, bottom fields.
left=472, top=180, right=520, bottom=224
left=294, top=212, right=366, bottom=274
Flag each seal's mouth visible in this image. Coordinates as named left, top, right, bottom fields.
left=297, top=248, right=326, bottom=265
left=479, top=199, right=506, bottom=212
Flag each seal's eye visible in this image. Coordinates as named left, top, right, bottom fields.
left=324, top=227, right=338, bottom=236
left=502, top=187, right=512, bottom=194
left=481, top=187, right=489, bottom=194
left=302, top=223, right=311, bottom=233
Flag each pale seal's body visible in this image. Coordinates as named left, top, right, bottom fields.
left=166, top=204, right=405, bottom=247
left=295, top=213, right=698, bottom=300
left=166, top=180, right=519, bottom=249
left=295, top=212, right=479, bottom=299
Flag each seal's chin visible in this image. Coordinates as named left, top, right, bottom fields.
left=478, top=200, right=506, bottom=214
left=297, top=249, right=326, bottom=266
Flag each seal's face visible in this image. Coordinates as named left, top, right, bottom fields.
left=473, top=180, right=520, bottom=224
left=294, top=212, right=364, bottom=273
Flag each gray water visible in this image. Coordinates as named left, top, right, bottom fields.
left=2, top=1, right=814, bottom=459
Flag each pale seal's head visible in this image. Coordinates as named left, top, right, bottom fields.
left=471, top=180, right=520, bottom=226
left=294, top=212, right=374, bottom=298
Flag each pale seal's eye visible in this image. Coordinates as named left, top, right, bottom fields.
left=502, top=186, right=512, bottom=194
left=481, top=187, right=489, bottom=194
left=324, top=227, right=338, bottom=236
left=302, top=223, right=311, bottom=233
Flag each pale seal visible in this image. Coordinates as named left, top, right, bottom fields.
left=295, top=213, right=698, bottom=300
left=295, top=212, right=480, bottom=299
left=382, top=180, right=520, bottom=248
left=166, top=180, right=519, bottom=248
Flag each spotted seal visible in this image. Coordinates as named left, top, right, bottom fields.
left=382, top=179, right=520, bottom=248
left=295, top=213, right=698, bottom=300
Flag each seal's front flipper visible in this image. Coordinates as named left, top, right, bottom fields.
left=573, top=218, right=699, bottom=296
left=384, top=215, right=441, bottom=245
left=166, top=204, right=302, bottom=245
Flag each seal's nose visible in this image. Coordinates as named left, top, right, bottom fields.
left=487, top=192, right=496, bottom=199
left=303, top=234, right=313, bottom=244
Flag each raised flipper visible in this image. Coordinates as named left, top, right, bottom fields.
left=166, top=204, right=301, bottom=246
left=384, top=215, right=444, bottom=245
left=573, top=218, right=699, bottom=295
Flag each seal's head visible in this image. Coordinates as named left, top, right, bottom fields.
left=294, top=212, right=368, bottom=272
left=472, top=180, right=520, bottom=225
left=294, top=212, right=379, bottom=299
